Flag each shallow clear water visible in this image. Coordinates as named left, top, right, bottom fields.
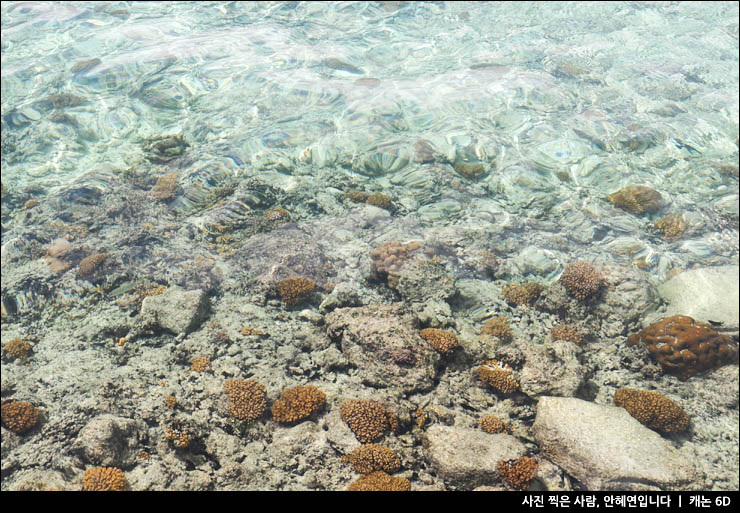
left=1, top=1, right=738, bottom=492
left=2, top=1, right=738, bottom=278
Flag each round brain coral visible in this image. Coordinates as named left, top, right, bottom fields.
left=497, top=457, right=538, bottom=490
left=224, top=378, right=267, bottom=423
left=559, top=261, right=603, bottom=300
left=340, top=399, right=398, bottom=443
left=1, top=400, right=40, bottom=434
left=272, top=385, right=326, bottom=424
left=343, top=444, right=401, bottom=474
left=82, top=467, right=128, bottom=491
left=627, top=315, right=738, bottom=380
left=613, top=388, right=690, bottom=434
left=476, top=360, right=519, bottom=394
left=346, top=471, right=410, bottom=491
left=419, top=328, right=458, bottom=355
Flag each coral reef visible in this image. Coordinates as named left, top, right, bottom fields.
left=271, top=385, right=326, bottom=424
left=339, top=399, right=398, bottom=443
left=654, top=214, right=687, bottom=241
left=627, top=315, right=738, bottom=380
left=278, top=277, right=316, bottom=306
left=343, top=190, right=369, bottom=203
left=4, top=338, right=32, bottom=360
left=263, top=207, right=290, bottom=222
left=502, top=282, right=544, bottom=306
left=480, top=316, right=512, bottom=342
left=77, top=253, right=109, bottom=279
left=613, top=388, right=690, bottom=434
left=191, top=356, right=211, bottom=373
left=478, top=415, right=508, bottom=434
left=224, top=379, right=267, bottom=423
left=559, top=261, right=603, bottom=300
left=550, top=324, right=583, bottom=343
left=497, top=456, right=538, bottom=490
left=476, top=360, right=519, bottom=394
left=369, top=241, right=424, bottom=288
left=1, top=400, right=40, bottom=434
left=342, top=444, right=401, bottom=474
left=151, top=172, right=180, bottom=200
left=81, top=467, right=127, bottom=491
left=142, top=134, right=189, bottom=163
left=165, top=395, right=177, bottom=409
left=419, top=328, right=458, bottom=355
left=365, top=193, right=393, bottom=210
left=606, top=185, right=663, bottom=214
left=346, top=471, right=411, bottom=491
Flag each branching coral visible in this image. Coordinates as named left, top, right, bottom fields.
left=502, top=282, right=543, bottom=306
left=476, top=360, right=519, bottom=394
left=278, top=277, right=316, bottom=306
left=271, top=385, right=326, bottom=424
left=559, top=261, right=603, bottom=300
left=419, top=328, right=458, bottom=355
left=497, top=457, right=538, bottom=490
left=224, top=379, right=267, bottom=423
left=346, top=471, right=410, bottom=491
left=613, top=388, right=689, bottom=434
left=1, top=400, right=40, bottom=434
left=342, top=444, right=401, bottom=474
left=340, top=399, right=398, bottom=443
left=82, top=467, right=128, bottom=491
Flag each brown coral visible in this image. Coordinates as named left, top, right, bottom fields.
left=4, top=338, right=32, bottom=360
left=1, top=400, right=40, bottom=434
left=264, top=207, right=290, bottom=222
left=191, top=356, right=211, bottom=373
left=613, top=388, right=689, bottom=434
left=606, top=185, right=663, bottom=214
left=278, top=277, right=316, bottom=306
left=550, top=324, right=583, bottom=343
left=369, top=241, right=424, bottom=286
left=480, top=316, right=512, bottom=342
left=497, top=457, right=538, bottom=490
left=502, top=282, right=544, bottom=306
left=559, top=261, right=603, bottom=300
left=346, top=471, right=410, bottom=491
left=419, top=328, right=458, bottom=355
left=271, top=385, right=326, bottom=424
left=151, top=172, right=180, bottom=200
left=476, top=360, right=519, bottom=394
left=82, top=467, right=128, bottom=491
left=655, top=214, right=687, bottom=241
left=78, top=253, right=108, bottom=279
left=342, top=444, right=401, bottom=474
left=365, top=193, right=393, bottom=210
left=340, top=399, right=398, bottom=443
left=479, top=415, right=508, bottom=434
left=224, top=379, right=267, bottom=423
left=627, top=315, right=738, bottom=380
left=343, top=190, right=369, bottom=203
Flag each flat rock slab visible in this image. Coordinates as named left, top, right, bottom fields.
left=140, top=286, right=209, bottom=335
left=658, top=265, right=739, bottom=330
left=422, top=424, right=527, bottom=489
left=532, top=397, right=696, bottom=490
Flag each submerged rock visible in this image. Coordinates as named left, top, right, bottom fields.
left=532, top=397, right=697, bottom=490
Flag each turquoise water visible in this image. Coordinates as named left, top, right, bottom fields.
left=1, top=1, right=738, bottom=491
left=2, top=1, right=738, bottom=278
